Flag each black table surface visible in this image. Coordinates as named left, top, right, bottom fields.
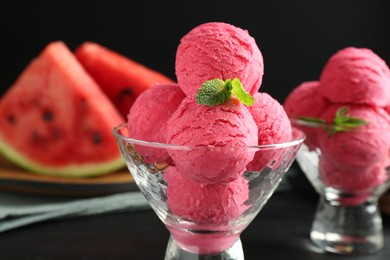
left=1, top=165, right=390, bottom=260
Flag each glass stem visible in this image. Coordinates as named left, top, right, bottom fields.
left=165, top=235, right=244, bottom=260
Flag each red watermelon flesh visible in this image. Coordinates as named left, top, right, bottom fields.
left=0, top=41, right=125, bottom=177
left=75, top=42, right=175, bottom=118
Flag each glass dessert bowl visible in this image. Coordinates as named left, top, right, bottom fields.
left=292, top=118, right=390, bottom=255
left=113, top=123, right=305, bottom=259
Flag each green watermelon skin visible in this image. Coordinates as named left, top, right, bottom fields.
left=75, top=42, right=175, bottom=118
left=0, top=41, right=125, bottom=177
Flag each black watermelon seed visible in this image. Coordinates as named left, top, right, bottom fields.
left=7, top=115, right=15, bottom=124
left=117, top=88, right=133, bottom=102
left=43, top=110, right=54, bottom=122
left=92, top=133, right=102, bottom=144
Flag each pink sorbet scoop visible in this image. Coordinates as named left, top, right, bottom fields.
left=175, top=22, right=264, bottom=97
left=317, top=104, right=390, bottom=168
left=247, top=92, right=292, bottom=171
left=127, top=83, right=185, bottom=163
left=165, top=166, right=249, bottom=255
left=319, top=47, right=390, bottom=107
left=283, top=81, right=329, bottom=150
left=166, top=97, right=258, bottom=184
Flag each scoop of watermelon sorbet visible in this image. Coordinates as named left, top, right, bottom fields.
left=175, top=22, right=264, bottom=97
left=317, top=104, right=390, bottom=169
left=165, top=166, right=249, bottom=254
left=127, top=83, right=185, bottom=143
left=319, top=155, right=389, bottom=194
left=319, top=156, right=389, bottom=206
left=246, top=92, right=292, bottom=171
left=166, top=97, right=258, bottom=184
left=283, top=81, right=329, bottom=150
left=127, top=83, right=185, bottom=164
left=165, top=166, right=250, bottom=224
left=318, top=47, right=390, bottom=107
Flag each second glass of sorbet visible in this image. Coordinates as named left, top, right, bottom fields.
left=293, top=118, right=390, bottom=255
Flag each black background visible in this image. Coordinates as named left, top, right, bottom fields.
left=1, top=0, right=389, bottom=103
left=1, top=3, right=390, bottom=258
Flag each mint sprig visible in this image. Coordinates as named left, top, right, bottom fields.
left=297, top=107, right=369, bottom=136
left=196, top=78, right=254, bottom=106
left=230, top=78, right=255, bottom=106
left=196, top=79, right=232, bottom=106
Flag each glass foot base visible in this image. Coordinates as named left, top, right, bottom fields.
left=164, top=236, right=244, bottom=260
left=310, top=230, right=383, bottom=255
left=310, top=196, right=384, bottom=255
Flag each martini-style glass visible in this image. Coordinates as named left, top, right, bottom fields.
left=113, top=123, right=305, bottom=259
left=293, top=119, right=390, bottom=255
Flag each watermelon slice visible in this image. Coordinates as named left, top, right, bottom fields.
left=0, top=41, right=126, bottom=178
left=75, top=42, right=175, bottom=118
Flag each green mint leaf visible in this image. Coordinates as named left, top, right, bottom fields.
left=327, top=107, right=369, bottom=135
left=230, top=78, right=254, bottom=106
left=196, top=78, right=255, bottom=106
left=295, top=106, right=369, bottom=136
left=196, top=79, right=232, bottom=106
left=334, top=107, right=349, bottom=125
left=297, top=116, right=327, bottom=125
left=335, top=107, right=347, bottom=118
left=333, top=107, right=369, bottom=131
left=344, top=117, right=369, bottom=127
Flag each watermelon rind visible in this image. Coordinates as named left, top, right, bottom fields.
left=0, top=136, right=125, bottom=178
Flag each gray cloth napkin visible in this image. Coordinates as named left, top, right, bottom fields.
left=0, top=167, right=298, bottom=233
left=0, top=191, right=150, bottom=233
